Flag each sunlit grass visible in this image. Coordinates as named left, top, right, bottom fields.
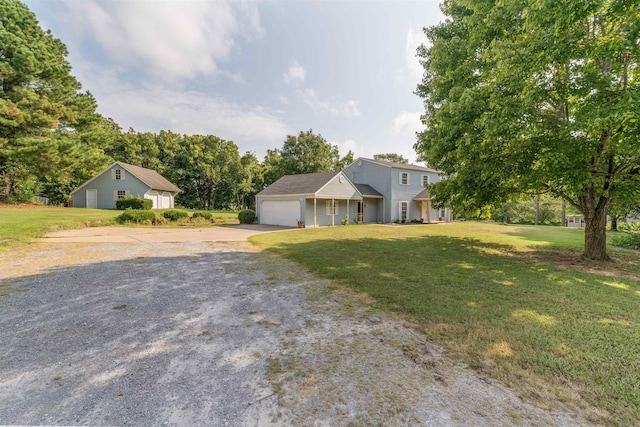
left=251, top=222, right=640, bottom=426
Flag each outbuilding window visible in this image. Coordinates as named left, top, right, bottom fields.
left=112, top=168, right=125, bottom=180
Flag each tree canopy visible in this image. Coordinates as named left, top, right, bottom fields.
left=415, top=0, right=640, bottom=260
left=373, top=153, right=409, bottom=164
left=263, top=129, right=353, bottom=184
left=0, top=0, right=108, bottom=202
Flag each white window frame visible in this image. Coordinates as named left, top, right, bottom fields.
left=326, top=200, right=337, bottom=215
left=399, top=201, right=408, bottom=221
left=112, top=168, right=125, bottom=181
left=422, top=174, right=430, bottom=187
left=113, top=190, right=128, bottom=201
left=400, top=172, right=409, bottom=185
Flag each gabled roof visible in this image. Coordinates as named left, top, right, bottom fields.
left=413, top=189, right=431, bottom=200
left=257, top=171, right=341, bottom=196
left=117, top=162, right=181, bottom=192
left=72, top=161, right=180, bottom=194
left=355, top=157, right=440, bottom=173
left=354, top=184, right=384, bottom=198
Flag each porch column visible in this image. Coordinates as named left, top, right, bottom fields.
left=314, top=198, right=317, bottom=228
left=347, top=199, right=350, bottom=224
left=331, top=198, right=335, bottom=226
left=427, top=200, right=431, bottom=224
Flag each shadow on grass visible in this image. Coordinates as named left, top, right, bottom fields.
left=261, top=234, right=640, bottom=423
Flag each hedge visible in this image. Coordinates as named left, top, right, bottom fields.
left=163, top=209, right=190, bottom=221
left=192, top=211, right=213, bottom=220
left=115, top=210, right=156, bottom=224
left=116, top=197, right=152, bottom=210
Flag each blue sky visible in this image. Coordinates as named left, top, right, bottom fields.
left=24, top=0, right=445, bottom=163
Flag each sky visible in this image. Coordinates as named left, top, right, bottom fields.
left=24, top=0, right=445, bottom=164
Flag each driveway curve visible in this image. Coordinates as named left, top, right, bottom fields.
left=0, top=227, right=601, bottom=426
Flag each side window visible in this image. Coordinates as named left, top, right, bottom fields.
left=326, top=200, right=337, bottom=215
left=422, top=175, right=430, bottom=187
left=400, top=172, right=409, bottom=185
left=117, top=190, right=127, bottom=199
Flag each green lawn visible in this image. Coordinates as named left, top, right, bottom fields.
left=0, top=205, right=239, bottom=252
left=251, top=222, right=640, bottom=426
left=0, top=205, right=119, bottom=251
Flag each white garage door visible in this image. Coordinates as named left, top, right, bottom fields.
left=161, top=192, right=171, bottom=209
left=260, top=200, right=300, bottom=226
left=145, top=192, right=159, bottom=209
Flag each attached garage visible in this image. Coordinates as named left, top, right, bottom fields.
left=259, top=200, right=300, bottom=226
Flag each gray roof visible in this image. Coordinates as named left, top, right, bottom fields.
left=257, top=171, right=340, bottom=196
left=413, top=189, right=431, bottom=200
left=118, top=162, right=181, bottom=193
left=354, top=183, right=383, bottom=198
left=359, top=158, right=440, bottom=173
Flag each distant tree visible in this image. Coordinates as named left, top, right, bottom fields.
left=373, top=153, right=408, bottom=164
left=0, top=0, right=105, bottom=202
left=267, top=130, right=347, bottom=181
left=415, top=0, right=640, bottom=260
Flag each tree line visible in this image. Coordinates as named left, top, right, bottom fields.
left=0, top=0, right=356, bottom=210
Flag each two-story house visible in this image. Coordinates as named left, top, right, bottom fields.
left=255, top=157, right=451, bottom=227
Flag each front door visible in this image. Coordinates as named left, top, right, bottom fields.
left=86, top=189, right=97, bottom=208
left=421, top=200, right=430, bottom=223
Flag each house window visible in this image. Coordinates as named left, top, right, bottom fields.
left=400, top=201, right=408, bottom=221
left=117, top=190, right=127, bottom=199
left=400, top=172, right=409, bottom=185
left=440, top=209, right=446, bottom=220
left=326, top=200, right=337, bottom=215
left=422, top=175, right=430, bottom=187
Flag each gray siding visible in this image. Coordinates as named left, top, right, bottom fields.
left=73, top=165, right=150, bottom=209
left=304, top=198, right=352, bottom=227
left=316, top=173, right=360, bottom=199
left=344, top=160, right=391, bottom=222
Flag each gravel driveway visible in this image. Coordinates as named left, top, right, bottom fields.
left=0, top=227, right=599, bottom=426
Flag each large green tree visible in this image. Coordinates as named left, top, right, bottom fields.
left=415, top=0, right=640, bottom=260
left=373, top=153, right=409, bottom=164
left=265, top=129, right=353, bottom=184
left=0, top=0, right=106, bottom=202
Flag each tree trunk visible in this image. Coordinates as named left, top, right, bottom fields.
left=583, top=204, right=610, bottom=260
left=611, top=216, right=618, bottom=231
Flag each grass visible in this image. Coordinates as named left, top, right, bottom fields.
left=250, top=222, right=640, bottom=426
left=0, top=204, right=119, bottom=251
left=0, top=204, right=240, bottom=252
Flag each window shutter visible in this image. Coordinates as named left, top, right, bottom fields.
left=121, top=170, right=125, bottom=180
left=111, top=169, right=115, bottom=180
left=113, top=190, right=117, bottom=201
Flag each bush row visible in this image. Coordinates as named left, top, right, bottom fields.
left=116, top=197, right=153, bottom=210
left=114, top=209, right=256, bottom=225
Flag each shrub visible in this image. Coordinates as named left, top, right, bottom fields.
left=163, top=209, right=189, bottom=221
left=115, top=210, right=156, bottom=224
left=192, top=211, right=213, bottom=220
left=610, top=223, right=640, bottom=250
left=116, top=197, right=152, bottom=210
left=153, top=215, right=169, bottom=225
left=238, top=209, right=256, bottom=224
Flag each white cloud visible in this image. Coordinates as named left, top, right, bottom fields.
left=330, top=139, right=360, bottom=158
left=391, top=111, right=424, bottom=136
left=283, top=60, right=306, bottom=86
left=405, top=25, right=428, bottom=81
left=60, top=0, right=262, bottom=82
left=298, top=88, right=361, bottom=118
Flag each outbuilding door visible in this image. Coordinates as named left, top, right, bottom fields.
left=86, top=189, right=97, bottom=209
left=161, top=192, right=171, bottom=209
left=260, top=201, right=300, bottom=226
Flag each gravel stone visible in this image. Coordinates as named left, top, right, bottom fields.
left=0, top=241, right=601, bottom=426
